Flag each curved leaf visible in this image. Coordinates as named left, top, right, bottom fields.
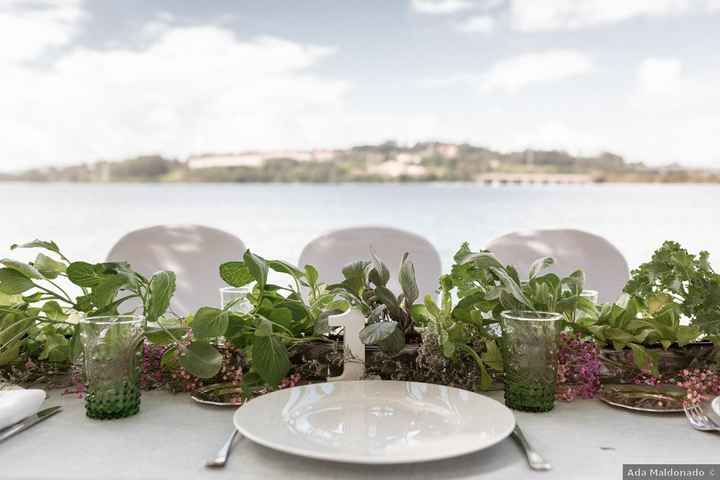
left=220, top=261, right=254, bottom=287
left=67, top=262, right=103, bottom=287
left=252, top=335, right=290, bottom=386
left=0, top=259, right=43, bottom=279
left=0, top=268, right=35, bottom=295
left=34, top=253, right=66, bottom=279
left=179, top=341, right=222, bottom=378
left=192, top=307, right=228, bottom=339
left=529, top=257, right=554, bottom=279
left=146, top=271, right=176, bottom=322
left=399, top=253, right=419, bottom=306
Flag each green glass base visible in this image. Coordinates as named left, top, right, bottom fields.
left=85, top=379, right=141, bottom=420
left=504, top=382, right=555, bottom=412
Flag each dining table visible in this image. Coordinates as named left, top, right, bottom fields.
left=1, top=388, right=716, bottom=480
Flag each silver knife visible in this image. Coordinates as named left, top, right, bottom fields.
left=0, top=406, right=62, bottom=443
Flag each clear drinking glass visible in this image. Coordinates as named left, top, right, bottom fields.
left=220, top=286, right=253, bottom=313
left=580, top=289, right=599, bottom=304
left=79, top=315, right=145, bottom=419
left=499, top=310, right=563, bottom=412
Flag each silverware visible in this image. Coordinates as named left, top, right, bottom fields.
left=511, top=424, right=552, bottom=471
left=205, top=429, right=240, bottom=468
left=0, top=406, right=62, bottom=443
left=684, top=404, right=720, bottom=432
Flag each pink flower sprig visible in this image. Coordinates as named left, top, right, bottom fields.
left=556, top=332, right=601, bottom=401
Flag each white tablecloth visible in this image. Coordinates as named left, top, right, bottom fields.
left=1, top=389, right=715, bottom=480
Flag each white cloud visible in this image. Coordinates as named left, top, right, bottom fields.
left=456, top=15, right=496, bottom=33
left=506, top=0, right=720, bottom=32
left=411, top=0, right=474, bottom=15
left=0, top=0, right=86, bottom=63
left=478, top=50, right=593, bottom=93
left=636, top=58, right=683, bottom=94
left=0, top=24, right=350, bottom=170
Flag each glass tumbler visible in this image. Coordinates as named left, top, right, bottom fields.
left=499, top=310, right=563, bottom=412
left=79, top=315, right=145, bottom=419
left=220, top=286, right=253, bottom=313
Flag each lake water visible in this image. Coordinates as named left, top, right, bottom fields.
left=1, top=182, right=718, bottom=270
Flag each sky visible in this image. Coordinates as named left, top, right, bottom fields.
left=1, top=0, right=720, bottom=172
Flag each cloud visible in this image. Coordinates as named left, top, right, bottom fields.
left=456, top=15, right=496, bottom=33
left=507, top=0, right=717, bottom=32
left=478, top=49, right=593, bottom=93
left=0, top=24, right=350, bottom=170
left=0, top=0, right=86, bottom=63
left=411, top=0, right=475, bottom=15
left=636, top=58, right=683, bottom=95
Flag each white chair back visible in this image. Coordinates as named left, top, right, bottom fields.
left=486, top=228, right=629, bottom=303
left=106, top=225, right=246, bottom=315
left=299, top=226, right=442, bottom=300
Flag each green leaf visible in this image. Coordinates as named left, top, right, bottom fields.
left=11, top=239, right=60, bottom=255
left=145, top=326, right=188, bottom=345
left=0, top=268, right=35, bottom=295
left=0, top=259, right=43, bottom=279
left=0, top=313, right=34, bottom=365
left=459, top=251, right=504, bottom=270
left=489, top=266, right=533, bottom=309
left=191, top=307, right=229, bottom=339
left=368, top=249, right=390, bottom=286
left=481, top=340, right=503, bottom=371
left=374, top=285, right=403, bottom=319
left=254, top=317, right=273, bottom=337
left=40, top=332, right=69, bottom=362
left=92, top=274, right=128, bottom=309
left=304, top=265, right=319, bottom=288
left=179, top=341, right=222, bottom=378
left=359, top=321, right=405, bottom=353
left=41, top=301, right=68, bottom=321
left=219, top=261, right=254, bottom=287
left=0, top=291, right=23, bottom=306
left=267, top=260, right=305, bottom=279
left=243, top=250, right=268, bottom=293
left=529, top=257, right=554, bottom=280
left=252, top=335, right=290, bottom=386
left=399, top=253, right=419, bottom=306
left=340, top=261, right=368, bottom=296
left=33, top=254, right=66, bottom=279
left=146, top=271, right=176, bottom=322
left=67, top=262, right=104, bottom=287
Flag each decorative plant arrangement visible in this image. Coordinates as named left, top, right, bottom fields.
left=333, top=252, right=424, bottom=354
left=0, top=240, right=175, bottom=370
left=152, top=249, right=349, bottom=390
left=1, top=237, right=718, bottom=417
left=574, top=242, right=720, bottom=380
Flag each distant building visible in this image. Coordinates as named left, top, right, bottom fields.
left=369, top=160, right=427, bottom=178
left=187, top=150, right=337, bottom=169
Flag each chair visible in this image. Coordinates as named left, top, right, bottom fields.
left=485, top=228, right=629, bottom=303
left=106, top=225, right=246, bottom=315
left=298, top=226, right=442, bottom=300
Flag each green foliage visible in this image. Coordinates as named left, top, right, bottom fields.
left=333, top=251, right=423, bottom=354
left=624, top=241, right=720, bottom=335
left=158, top=251, right=343, bottom=388
left=0, top=240, right=175, bottom=367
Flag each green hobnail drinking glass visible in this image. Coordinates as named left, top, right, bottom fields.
left=500, top=310, right=562, bottom=412
left=80, top=315, right=145, bottom=419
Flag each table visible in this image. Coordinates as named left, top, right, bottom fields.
left=1, top=389, right=716, bottom=480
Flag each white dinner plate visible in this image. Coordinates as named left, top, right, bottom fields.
left=712, top=396, right=720, bottom=417
left=233, top=380, right=515, bottom=464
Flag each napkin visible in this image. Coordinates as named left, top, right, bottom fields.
left=0, top=389, right=46, bottom=430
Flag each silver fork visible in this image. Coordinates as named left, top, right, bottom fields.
left=205, top=430, right=240, bottom=468
left=684, top=404, right=720, bottom=432
left=512, top=425, right=552, bottom=471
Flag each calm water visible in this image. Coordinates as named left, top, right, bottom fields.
left=1, top=182, right=718, bottom=270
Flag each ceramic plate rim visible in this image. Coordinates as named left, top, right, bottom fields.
left=232, top=380, right=516, bottom=465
